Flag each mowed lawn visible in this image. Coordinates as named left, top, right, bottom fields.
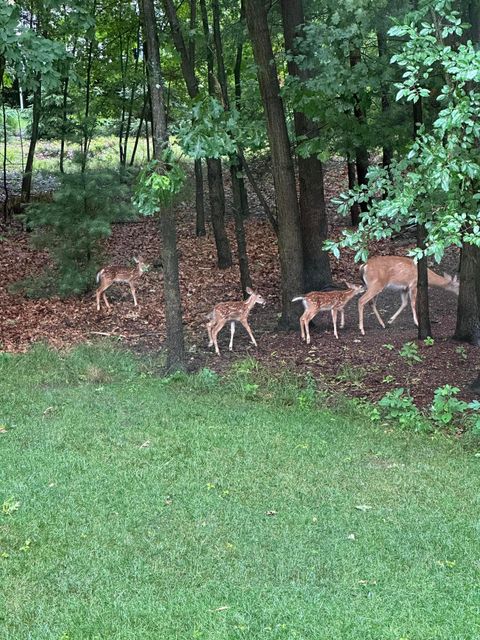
left=0, top=347, right=479, bottom=639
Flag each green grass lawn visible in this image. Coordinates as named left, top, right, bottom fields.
left=0, top=346, right=479, bottom=639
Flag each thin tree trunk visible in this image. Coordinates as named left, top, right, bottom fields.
left=280, top=0, right=331, bottom=291
left=212, top=0, right=251, bottom=293
left=412, top=97, right=432, bottom=339
left=141, top=0, right=185, bottom=371
left=239, top=149, right=278, bottom=233
left=194, top=158, right=206, bottom=236
left=377, top=28, right=393, bottom=169
left=123, top=23, right=141, bottom=166
left=161, top=0, right=208, bottom=239
left=349, top=47, right=369, bottom=214
left=199, top=0, right=232, bottom=268
left=347, top=154, right=361, bottom=226
left=21, top=81, right=41, bottom=203
left=245, top=0, right=304, bottom=328
left=129, top=94, right=147, bottom=166
left=59, top=75, right=69, bottom=173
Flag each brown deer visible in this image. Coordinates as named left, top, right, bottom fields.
left=292, top=283, right=364, bottom=343
left=95, top=256, right=148, bottom=311
left=358, top=255, right=459, bottom=335
left=207, top=287, right=266, bottom=356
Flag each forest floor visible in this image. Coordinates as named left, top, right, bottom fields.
left=0, top=159, right=477, bottom=407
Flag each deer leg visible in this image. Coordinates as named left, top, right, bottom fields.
left=370, top=295, right=385, bottom=329
left=211, top=321, right=225, bottom=356
left=299, top=310, right=310, bottom=342
left=240, top=318, right=257, bottom=347
left=304, top=311, right=316, bottom=345
left=340, top=308, right=345, bottom=329
left=388, top=291, right=409, bottom=325
left=229, top=321, right=236, bottom=351
left=96, top=289, right=101, bottom=311
left=331, top=308, right=339, bottom=339
left=129, top=283, right=138, bottom=307
left=409, top=286, right=419, bottom=326
left=358, top=288, right=384, bottom=335
left=207, top=321, right=213, bottom=347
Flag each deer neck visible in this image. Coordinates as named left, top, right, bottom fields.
left=245, top=295, right=256, bottom=312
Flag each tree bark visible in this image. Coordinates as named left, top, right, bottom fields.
left=376, top=28, right=393, bottom=169
left=454, top=243, right=480, bottom=345
left=198, top=0, right=232, bottom=267
left=349, top=47, right=369, bottom=216
left=141, top=0, right=185, bottom=371
left=244, top=0, right=304, bottom=328
left=413, top=97, right=432, bottom=339
left=280, top=0, right=331, bottom=291
left=347, top=154, right=361, bottom=226
left=212, top=0, right=251, bottom=294
left=21, top=81, right=41, bottom=203
left=160, top=0, right=210, bottom=241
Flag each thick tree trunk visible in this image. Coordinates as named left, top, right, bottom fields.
left=280, top=0, right=331, bottom=291
left=141, top=0, right=185, bottom=371
left=412, top=98, right=432, bottom=339
left=454, top=243, right=480, bottom=345
left=21, top=82, right=41, bottom=203
left=244, top=0, right=304, bottom=328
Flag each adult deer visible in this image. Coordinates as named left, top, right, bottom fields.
left=95, top=256, right=148, bottom=311
left=292, top=283, right=364, bottom=343
left=206, top=287, right=266, bottom=356
left=358, top=255, right=459, bottom=335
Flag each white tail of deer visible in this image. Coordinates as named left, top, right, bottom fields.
left=292, top=283, right=364, bottom=343
left=358, top=255, right=459, bottom=335
left=95, top=256, right=148, bottom=311
left=206, top=287, right=266, bottom=356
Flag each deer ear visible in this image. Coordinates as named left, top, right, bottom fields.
left=246, top=287, right=253, bottom=295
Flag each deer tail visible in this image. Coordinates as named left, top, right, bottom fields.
left=359, top=264, right=367, bottom=285
left=96, top=269, right=104, bottom=283
left=292, top=296, right=307, bottom=308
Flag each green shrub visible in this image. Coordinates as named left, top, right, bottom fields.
left=378, top=388, right=428, bottom=431
left=19, top=168, right=136, bottom=297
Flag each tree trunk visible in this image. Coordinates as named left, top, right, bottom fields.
left=376, top=28, right=393, bottom=169
left=198, top=0, right=232, bottom=268
left=161, top=0, right=210, bottom=243
left=194, top=158, right=206, bottom=236
left=212, top=0, right=251, bottom=293
left=244, top=0, right=304, bottom=328
left=349, top=47, right=369, bottom=214
left=280, top=0, right=331, bottom=291
left=413, top=97, right=432, bottom=339
left=206, top=157, right=232, bottom=269
left=21, top=81, right=41, bottom=203
left=347, top=154, right=361, bottom=226
left=141, top=0, right=185, bottom=372
left=454, top=243, right=480, bottom=345
left=59, top=75, right=69, bottom=173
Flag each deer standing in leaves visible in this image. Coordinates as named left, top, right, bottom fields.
left=358, top=256, right=459, bottom=335
left=292, top=283, right=364, bottom=343
left=207, top=287, right=266, bottom=355
left=95, top=256, right=148, bottom=311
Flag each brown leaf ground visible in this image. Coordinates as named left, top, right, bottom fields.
left=0, top=161, right=477, bottom=406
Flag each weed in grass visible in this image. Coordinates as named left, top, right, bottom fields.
left=194, top=367, right=220, bottom=390
left=423, top=336, right=435, bottom=346
left=2, top=498, right=20, bottom=516
left=335, top=363, right=366, bottom=387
